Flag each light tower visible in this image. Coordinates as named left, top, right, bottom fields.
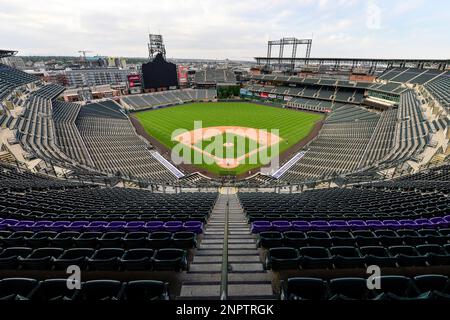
left=148, top=34, right=166, bottom=60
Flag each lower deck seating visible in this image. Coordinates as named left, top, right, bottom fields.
left=75, top=101, right=177, bottom=181
left=121, top=89, right=217, bottom=110
left=280, top=106, right=380, bottom=181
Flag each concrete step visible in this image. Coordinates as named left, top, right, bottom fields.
left=228, top=255, right=261, bottom=263
left=193, top=256, right=223, bottom=263
left=230, top=263, right=265, bottom=272
left=227, top=284, right=273, bottom=298
left=189, top=263, right=222, bottom=272
left=179, top=284, right=221, bottom=298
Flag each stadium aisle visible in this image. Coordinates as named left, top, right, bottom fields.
left=179, top=190, right=273, bottom=299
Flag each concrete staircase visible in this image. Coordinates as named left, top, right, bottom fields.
left=178, top=188, right=274, bottom=300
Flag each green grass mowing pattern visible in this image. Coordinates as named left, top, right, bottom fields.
left=135, top=102, right=323, bottom=175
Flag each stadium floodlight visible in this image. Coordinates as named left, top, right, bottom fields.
left=148, top=34, right=166, bottom=60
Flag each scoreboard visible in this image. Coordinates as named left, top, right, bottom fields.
left=128, top=74, right=142, bottom=94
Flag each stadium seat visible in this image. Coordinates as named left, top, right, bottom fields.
left=50, top=231, right=80, bottom=248
left=172, top=232, right=197, bottom=249
left=3, top=231, right=33, bottom=247
left=48, top=221, right=71, bottom=232
left=306, top=231, right=332, bottom=246
left=124, top=221, right=145, bottom=232
left=53, top=248, right=95, bottom=270
left=183, top=221, right=203, bottom=234
left=272, top=221, right=292, bottom=232
left=311, top=220, right=331, bottom=231
left=299, top=247, right=332, bottom=269
left=20, top=247, right=64, bottom=270
left=352, top=230, right=379, bottom=246
left=413, top=275, right=449, bottom=294
left=330, top=230, right=355, bottom=246
left=281, top=278, right=327, bottom=300
left=251, top=221, right=272, bottom=233
left=148, top=232, right=173, bottom=249
left=283, top=231, right=307, bottom=247
left=329, top=220, right=349, bottom=230
left=292, top=221, right=311, bottom=231
left=388, top=245, right=427, bottom=267
left=0, top=247, right=33, bottom=269
left=145, top=221, right=164, bottom=232
left=258, top=231, right=284, bottom=248
left=87, top=248, right=124, bottom=271
left=359, top=246, right=396, bottom=267
left=329, top=278, right=369, bottom=300
left=98, top=232, right=125, bottom=248
left=266, top=247, right=300, bottom=270
left=123, top=232, right=149, bottom=249
left=30, top=279, right=77, bottom=301
left=10, top=221, right=34, bottom=232
left=120, top=249, right=154, bottom=271
left=152, top=248, right=186, bottom=271
left=74, top=232, right=102, bottom=248
left=372, top=276, right=419, bottom=300
left=330, top=246, right=365, bottom=268
left=0, top=278, right=39, bottom=300
left=27, top=231, right=57, bottom=248
left=66, top=221, right=90, bottom=232
left=122, top=280, right=169, bottom=301
left=74, top=280, right=123, bottom=301
left=29, top=221, right=53, bottom=232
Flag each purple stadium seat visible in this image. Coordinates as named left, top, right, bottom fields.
left=164, top=221, right=183, bottom=233
left=107, top=221, right=127, bottom=231
left=414, top=218, right=433, bottom=227
left=311, top=220, right=331, bottom=231
left=87, top=221, right=108, bottom=231
left=124, top=221, right=145, bottom=232
left=429, top=217, right=447, bottom=227
left=183, top=221, right=203, bottom=234
left=292, top=221, right=311, bottom=231
left=0, top=219, right=19, bottom=230
left=399, top=219, right=418, bottom=229
left=49, top=221, right=71, bottom=232
left=29, top=221, right=53, bottom=232
left=329, top=220, right=349, bottom=230
left=272, top=221, right=292, bottom=232
left=348, top=220, right=367, bottom=230
left=382, top=220, right=401, bottom=229
left=10, top=220, right=35, bottom=231
left=145, top=221, right=164, bottom=232
left=366, top=220, right=384, bottom=229
left=251, top=221, right=272, bottom=233
left=66, top=221, right=90, bottom=231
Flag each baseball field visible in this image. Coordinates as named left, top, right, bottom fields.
left=134, top=102, right=323, bottom=175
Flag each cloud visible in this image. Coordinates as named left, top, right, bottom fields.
left=0, top=0, right=448, bottom=59
left=366, top=0, right=382, bottom=30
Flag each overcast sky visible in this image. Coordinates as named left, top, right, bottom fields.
left=1, top=0, right=449, bottom=60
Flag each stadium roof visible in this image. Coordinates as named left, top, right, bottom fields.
left=0, top=49, right=18, bottom=58
left=255, top=57, right=450, bottom=70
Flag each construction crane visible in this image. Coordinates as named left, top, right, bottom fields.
left=78, top=50, right=93, bottom=62
left=77, top=50, right=94, bottom=100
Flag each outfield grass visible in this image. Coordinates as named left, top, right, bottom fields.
left=135, top=102, right=323, bottom=175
